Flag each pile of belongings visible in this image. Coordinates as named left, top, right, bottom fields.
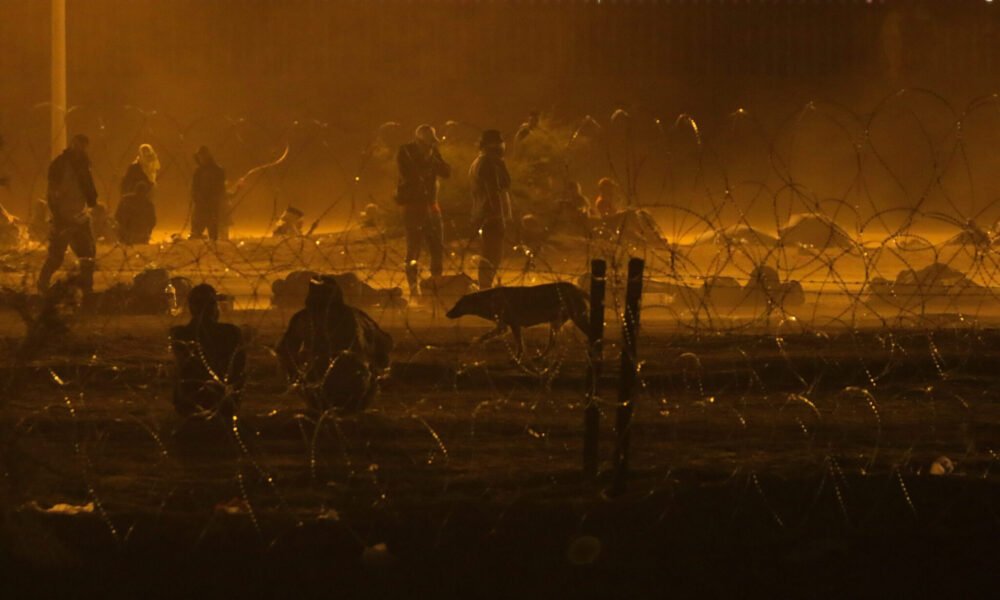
left=578, top=265, right=805, bottom=313
left=272, top=270, right=406, bottom=310
left=867, top=262, right=991, bottom=313
left=83, top=268, right=193, bottom=315
left=778, top=214, right=854, bottom=250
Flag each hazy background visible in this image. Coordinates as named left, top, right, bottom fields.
left=0, top=0, right=998, bottom=237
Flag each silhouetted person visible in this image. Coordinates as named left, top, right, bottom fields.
left=189, top=146, right=226, bottom=241
left=121, top=143, right=160, bottom=197
left=117, top=144, right=159, bottom=245
left=594, top=177, right=620, bottom=219
left=169, top=284, right=245, bottom=418
left=273, top=206, right=304, bottom=237
left=116, top=182, right=155, bottom=245
left=39, top=134, right=98, bottom=293
left=514, top=110, right=540, bottom=149
left=277, top=275, right=392, bottom=412
left=469, top=129, right=512, bottom=289
left=396, top=124, right=451, bottom=299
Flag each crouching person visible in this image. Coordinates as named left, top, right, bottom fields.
left=169, top=284, right=246, bottom=418
left=277, top=275, right=392, bottom=413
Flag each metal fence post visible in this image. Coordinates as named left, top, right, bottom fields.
left=610, top=257, right=644, bottom=496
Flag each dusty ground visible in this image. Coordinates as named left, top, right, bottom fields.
left=2, top=303, right=1000, bottom=597
left=2, top=233, right=1000, bottom=596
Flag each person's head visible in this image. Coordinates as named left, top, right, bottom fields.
left=69, top=134, right=90, bottom=157
left=194, top=146, right=214, bottom=166
left=414, top=124, right=440, bottom=149
left=281, top=206, right=304, bottom=223
left=598, top=177, right=618, bottom=197
left=305, top=275, right=344, bottom=312
left=139, top=144, right=159, bottom=174
left=139, top=143, right=157, bottom=163
left=527, top=110, right=540, bottom=128
left=479, top=129, right=505, bottom=155
left=188, top=283, right=220, bottom=323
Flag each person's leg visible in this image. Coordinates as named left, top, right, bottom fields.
left=141, top=199, right=156, bottom=244
left=478, top=219, right=505, bottom=289
left=403, top=209, right=424, bottom=294
left=217, top=202, right=230, bottom=241
left=189, top=204, right=206, bottom=239
left=207, top=207, right=219, bottom=241
left=68, top=221, right=97, bottom=293
left=38, top=223, right=71, bottom=292
left=426, top=212, right=444, bottom=279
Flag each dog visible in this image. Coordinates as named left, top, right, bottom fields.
left=446, top=282, right=589, bottom=357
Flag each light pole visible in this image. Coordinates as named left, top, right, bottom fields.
left=51, top=0, right=67, bottom=159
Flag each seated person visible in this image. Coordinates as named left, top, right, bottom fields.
left=169, top=284, right=246, bottom=418
left=115, top=181, right=156, bottom=245
left=277, top=275, right=392, bottom=412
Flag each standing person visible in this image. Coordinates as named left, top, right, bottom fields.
left=395, top=124, right=451, bottom=300
left=169, top=283, right=246, bottom=418
left=469, top=129, right=512, bottom=289
left=593, top=177, right=620, bottom=219
left=121, top=143, right=160, bottom=197
left=189, top=146, right=227, bottom=241
left=117, top=142, right=159, bottom=245
left=115, top=182, right=155, bottom=244
left=38, top=134, right=98, bottom=293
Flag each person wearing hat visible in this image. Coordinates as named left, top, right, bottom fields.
left=169, top=283, right=246, bottom=418
left=273, top=206, right=305, bottom=237
left=395, top=124, right=451, bottom=300
left=469, top=129, right=512, bottom=289
left=38, top=134, right=99, bottom=293
left=189, top=146, right=227, bottom=241
left=277, top=275, right=393, bottom=412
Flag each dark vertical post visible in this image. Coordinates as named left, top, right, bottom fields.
left=610, top=258, right=644, bottom=496
left=583, top=259, right=607, bottom=477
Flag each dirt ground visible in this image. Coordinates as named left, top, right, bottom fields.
left=2, top=232, right=1000, bottom=596
left=3, top=299, right=1000, bottom=597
